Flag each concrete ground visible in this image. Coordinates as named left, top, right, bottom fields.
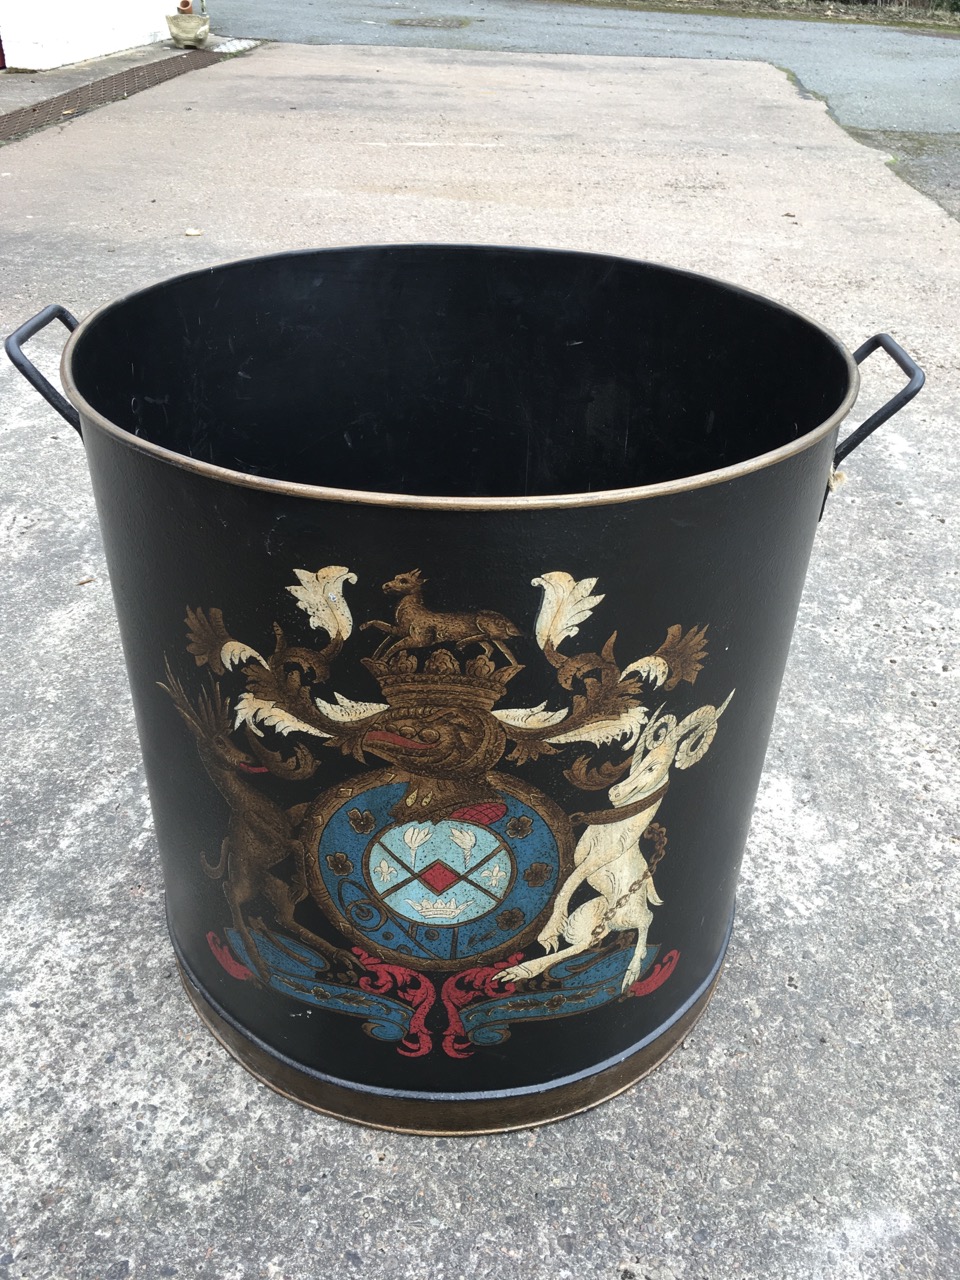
left=1, top=41, right=958, bottom=1280
left=216, top=0, right=960, bottom=218
left=215, top=0, right=960, bottom=133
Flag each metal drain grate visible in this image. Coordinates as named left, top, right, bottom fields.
left=0, top=48, right=226, bottom=144
left=392, top=16, right=471, bottom=28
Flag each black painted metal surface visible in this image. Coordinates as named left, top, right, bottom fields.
left=5, top=246, right=923, bottom=1129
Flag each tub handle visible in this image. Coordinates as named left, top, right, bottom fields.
left=4, top=304, right=82, bottom=435
left=834, top=333, right=925, bottom=467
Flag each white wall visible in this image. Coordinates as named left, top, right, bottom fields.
left=0, top=0, right=168, bottom=71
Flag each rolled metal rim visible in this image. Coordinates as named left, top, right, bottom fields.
left=59, top=244, right=861, bottom=512
left=176, top=945, right=728, bottom=1134
left=171, top=907, right=732, bottom=1117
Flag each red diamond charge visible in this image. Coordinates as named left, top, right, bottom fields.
left=418, top=860, right=461, bottom=894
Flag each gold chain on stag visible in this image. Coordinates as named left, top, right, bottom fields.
left=590, top=823, right=668, bottom=941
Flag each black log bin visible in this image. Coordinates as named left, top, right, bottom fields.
left=6, top=245, right=924, bottom=1133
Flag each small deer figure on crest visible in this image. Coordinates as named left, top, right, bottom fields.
left=362, top=569, right=522, bottom=666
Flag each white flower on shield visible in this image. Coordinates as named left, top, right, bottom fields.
left=449, top=827, right=477, bottom=865
left=373, top=858, right=397, bottom=885
left=403, top=825, right=432, bottom=865
left=481, top=862, right=508, bottom=889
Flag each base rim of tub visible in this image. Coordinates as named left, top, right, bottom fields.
left=176, top=958, right=724, bottom=1135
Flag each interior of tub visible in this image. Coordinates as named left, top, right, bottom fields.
left=67, top=245, right=854, bottom=498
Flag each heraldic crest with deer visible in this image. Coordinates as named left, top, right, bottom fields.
left=162, top=566, right=733, bottom=1060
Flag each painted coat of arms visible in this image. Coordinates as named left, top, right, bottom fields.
left=163, top=567, right=733, bottom=1059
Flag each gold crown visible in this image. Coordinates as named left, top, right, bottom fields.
left=375, top=672, right=506, bottom=711
left=361, top=649, right=520, bottom=710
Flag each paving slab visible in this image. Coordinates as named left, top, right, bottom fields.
left=1, top=42, right=958, bottom=1280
